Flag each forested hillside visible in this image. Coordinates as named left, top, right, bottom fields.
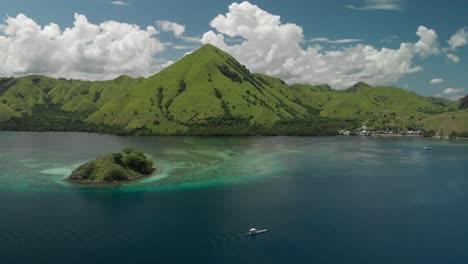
left=0, top=44, right=465, bottom=136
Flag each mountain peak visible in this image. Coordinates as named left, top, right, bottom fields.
left=149, top=44, right=232, bottom=79
left=347, top=82, right=371, bottom=92
left=153, top=43, right=243, bottom=80
left=113, top=75, right=133, bottom=81
left=199, top=43, right=219, bottom=51
left=187, top=44, right=231, bottom=59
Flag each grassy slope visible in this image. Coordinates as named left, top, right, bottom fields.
left=343, top=86, right=454, bottom=129
left=0, top=76, right=48, bottom=113
left=89, top=44, right=309, bottom=134
left=0, top=44, right=465, bottom=135
left=0, top=74, right=143, bottom=113
left=0, top=103, right=21, bottom=122
left=257, top=74, right=458, bottom=130
left=422, top=110, right=468, bottom=134
left=48, top=75, right=144, bottom=113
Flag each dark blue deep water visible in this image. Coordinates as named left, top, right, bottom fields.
left=0, top=132, right=467, bottom=263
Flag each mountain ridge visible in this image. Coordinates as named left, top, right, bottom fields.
left=0, top=44, right=466, bottom=136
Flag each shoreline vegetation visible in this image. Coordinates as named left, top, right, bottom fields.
left=2, top=129, right=467, bottom=141
left=67, top=170, right=157, bottom=186
left=68, top=147, right=157, bottom=185
left=0, top=44, right=466, bottom=137
left=339, top=127, right=468, bottom=140
left=1, top=109, right=466, bottom=138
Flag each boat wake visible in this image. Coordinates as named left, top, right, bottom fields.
left=206, top=231, right=250, bottom=249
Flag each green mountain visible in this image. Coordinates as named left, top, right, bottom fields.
left=87, top=44, right=311, bottom=134
left=0, top=44, right=466, bottom=136
left=419, top=95, right=468, bottom=137
left=254, top=74, right=461, bottom=131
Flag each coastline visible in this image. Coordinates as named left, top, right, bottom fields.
left=66, top=167, right=159, bottom=186
left=370, top=134, right=423, bottom=137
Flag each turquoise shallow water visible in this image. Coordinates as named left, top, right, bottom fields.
left=0, top=132, right=309, bottom=191
left=0, top=132, right=467, bottom=263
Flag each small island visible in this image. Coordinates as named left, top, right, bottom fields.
left=68, top=147, right=156, bottom=184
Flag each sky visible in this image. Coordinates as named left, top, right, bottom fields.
left=0, top=0, right=466, bottom=99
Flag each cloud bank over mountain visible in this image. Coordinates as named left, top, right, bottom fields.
left=0, top=13, right=165, bottom=80
left=0, top=1, right=465, bottom=89
left=201, top=1, right=462, bottom=88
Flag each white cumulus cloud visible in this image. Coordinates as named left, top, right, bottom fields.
left=443, top=88, right=464, bottom=94
left=155, top=20, right=201, bottom=44
left=0, top=13, right=165, bottom=80
left=447, top=53, right=461, bottom=63
left=430, top=78, right=444, bottom=85
left=448, top=28, right=468, bottom=50
left=201, top=1, right=441, bottom=89
left=156, top=20, right=185, bottom=37
left=444, top=28, right=467, bottom=63
left=414, top=26, right=439, bottom=57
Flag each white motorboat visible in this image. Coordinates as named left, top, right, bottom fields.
left=424, top=146, right=432, bottom=150
left=248, top=228, right=267, bottom=235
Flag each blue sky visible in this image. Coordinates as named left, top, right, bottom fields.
left=0, top=0, right=467, bottom=98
